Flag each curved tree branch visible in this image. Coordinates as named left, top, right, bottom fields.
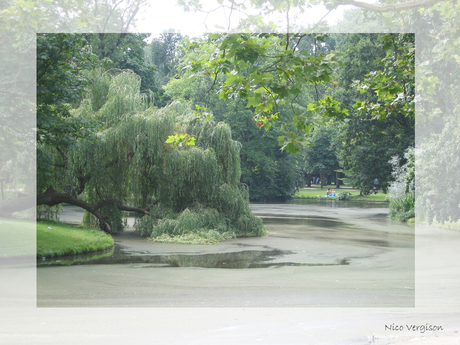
left=37, top=185, right=155, bottom=234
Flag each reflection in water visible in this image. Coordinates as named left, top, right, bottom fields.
left=261, top=216, right=347, bottom=228
left=37, top=248, right=114, bottom=266
left=38, top=245, right=351, bottom=269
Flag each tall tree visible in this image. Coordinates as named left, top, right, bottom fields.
left=304, top=124, right=340, bottom=188
left=164, top=36, right=304, bottom=201
left=331, top=33, right=415, bottom=194
left=148, top=31, right=185, bottom=86
left=34, top=33, right=266, bottom=240
left=86, top=33, right=169, bottom=107
left=36, top=33, right=99, bottom=193
left=184, top=33, right=349, bottom=153
left=37, top=69, right=266, bottom=238
left=0, top=0, right=148, bottom=216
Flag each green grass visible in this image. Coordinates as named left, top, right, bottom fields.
left=0, top=218, right=36, bottom=257
left=295, top=186, right=389, bottom=202
left=37, top=220, right=114, bottom=258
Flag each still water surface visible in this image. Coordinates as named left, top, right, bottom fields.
left=37, top=199, right=415, bottom=307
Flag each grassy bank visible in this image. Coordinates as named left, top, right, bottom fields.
left=0, top=218, right=36, bottom=257
left=37, top=220, right=114, bottom=258
left=295, top=186, right=389, bottom=202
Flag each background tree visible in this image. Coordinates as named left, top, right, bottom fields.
left=0, top=0, right=148, bottom=216
left=330, top=33, right=415, bottom=194
left=86, top=33, right=170, bottom=107
left=147, top=31, right=185, bottom=87
left=304, top=124, right=340, bottom=188
left=36, top=33, right=99, bottom=193
left=164, top=35, right=304, bottom=201
left=185, top=33, right=348, bottom=153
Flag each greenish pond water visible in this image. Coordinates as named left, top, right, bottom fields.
left=38, top=199, right=399, bottom=269
left=38, top=245, right=350, bottom=268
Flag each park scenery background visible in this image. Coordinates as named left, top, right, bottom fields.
left=1, top=0, right=460, bottom=344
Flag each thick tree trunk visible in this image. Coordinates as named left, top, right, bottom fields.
left=37, top=186, right=154, bottom=234
left=0, top=185, right=155, bottom=233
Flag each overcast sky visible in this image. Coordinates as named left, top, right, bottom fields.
left=134, top=1, right=351, bottom=40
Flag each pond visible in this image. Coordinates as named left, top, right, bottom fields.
left=37, top=199, right=414, bottom=308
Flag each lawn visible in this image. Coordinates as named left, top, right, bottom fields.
left=37, top=220, right=114, bottom=258
left=0, top=218, right=36, bottom=257
left=295, top=186, right=389, bottom=202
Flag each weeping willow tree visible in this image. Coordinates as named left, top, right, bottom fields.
left=37, top=69, right=267, bottom=242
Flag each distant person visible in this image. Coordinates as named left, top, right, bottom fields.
left=326, top=189, right=331, bottom=196
left=374, top=178, right=379, bottom=193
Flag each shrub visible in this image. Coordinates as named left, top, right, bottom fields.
left=389, top=193, right=415, bottom=221
left=388, top=147, right=415, bottom=222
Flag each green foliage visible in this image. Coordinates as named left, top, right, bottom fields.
left=185, top=33, right=349, bottom=153
left=42, top=64, right=266, bottom=239
left=36, top=204, right=62, bottom=221
left=388, top=147, right=415, bottom=198
left=338, top=192, right=352, bottom=201
left=388, top=193, right=415, bottom=222
left=147, top=31, right=185, bottom=86
left=86, top=33, right=170, bottom=107
left=304, top=124, right=340, bottom=177
left=331, top=34, right=415, bottom=195
left=388, top=147, right=415, bottom=222
left=36, top=33, right=100, bottom=192
left=140, top=204, right=244, bottom=244
left=37, top=33, right=98, bottom=146
left=353, top=34, right=415, bottom=122
left=164, top=45, right=303, bottom=201
left=165, top=133, right=196, bottom=147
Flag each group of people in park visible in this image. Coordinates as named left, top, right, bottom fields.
left=318, top=189, right=338, bottom=197
left=315, top=177, right=380, bottom=197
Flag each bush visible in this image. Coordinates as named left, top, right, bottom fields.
left=338, top=192, right=352, bottom=200
left=389, top=193, right=415, bottom=222
left=137, top=202, right=268, bottom=244
left=388, top=147, right=415, bottom=222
